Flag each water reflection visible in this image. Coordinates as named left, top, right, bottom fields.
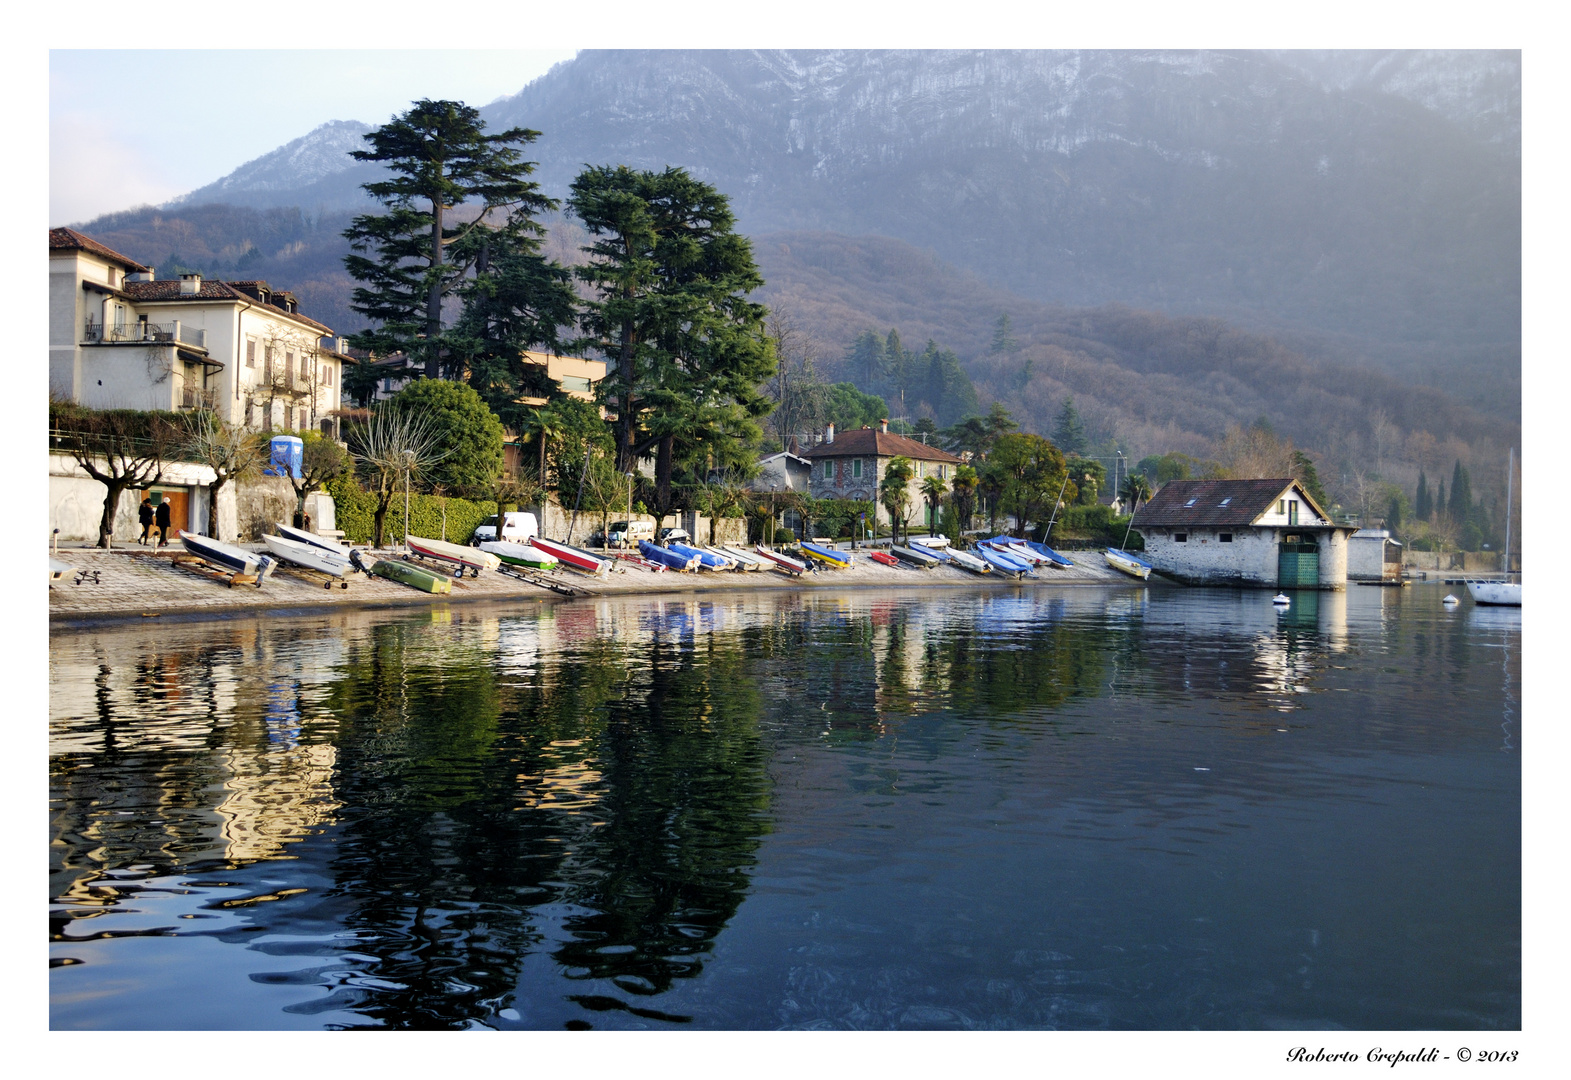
left=50, top=585, right=1519, bottom=1029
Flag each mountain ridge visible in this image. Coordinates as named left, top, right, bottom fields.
left=119, top=49, right=1517, bottom=356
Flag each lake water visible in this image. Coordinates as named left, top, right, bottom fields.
left=49, top=584, right=1520, bottom=1030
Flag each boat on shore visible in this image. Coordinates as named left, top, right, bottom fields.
left=640, top=540, right=700, bottom=571
left=891, top=545, right=939, bottom=569
left=406, top=535, right=501, bottom=577
left=799, top=542, right=851, bottom=569
left=975, top=547, right=1028, bottom=578
left=755, top=545, right=809, bottom=575
left=179, top=531, right=277, bottom=582
left=1465, top=580, right=1521, bottom=607
left=869, top=550, right=901, bottom=567
left=710, top=545, right=762, bottom=570
left=263, top=532, right=353, bottom=577
left=478, top=540, right=558, bottom=570
left=668, top=541, right=732, bottom=570
left=1104, top=548, right=1152, bottom=580
left=1023, top=540, right=1076, bottom=569
left=368, top=558, right=451, bottom=593
left=528, top=537, right=612, bottom=577
left=275, top=522, right=344, bottom=553
left=909, top=541, right=953, bottom=565
left=945, top=548, right=992, bottom=575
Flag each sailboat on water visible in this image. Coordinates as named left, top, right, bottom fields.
left=1466, top=448, right=1520, bottom=606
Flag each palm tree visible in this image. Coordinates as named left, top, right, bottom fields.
left=920, top=475, right=947, bottom=533
left=950, top=464, right=978, bottom=534
left=518, top=404, right=562, bottom=489
left=880, top=456, right=915, bottom=543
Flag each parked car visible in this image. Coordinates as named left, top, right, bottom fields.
left=657, top=527, right=692, bottom=545
left=472, top=511, right=538, bottom=545
left=608, top=520, right=655, bottom=547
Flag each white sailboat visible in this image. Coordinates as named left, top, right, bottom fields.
left=1466, top=448, right=1520, bottom=607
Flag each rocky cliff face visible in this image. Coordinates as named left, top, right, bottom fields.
left=154, top=50, right=1519, bottom=351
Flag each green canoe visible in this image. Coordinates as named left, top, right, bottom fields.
left=369, top=558, right=452, bottom=594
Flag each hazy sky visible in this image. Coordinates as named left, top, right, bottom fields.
left=50, top=50, right=577, bottom=225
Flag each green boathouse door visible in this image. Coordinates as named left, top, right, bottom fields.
left=1278, top=534, right=1320, bottom=587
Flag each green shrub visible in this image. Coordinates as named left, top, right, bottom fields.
left=326, top=475, right=497, bottom=546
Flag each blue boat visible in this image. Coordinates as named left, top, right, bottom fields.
left=1023, top=539, right=1075, bottom=568
left=977, top=546, right=1031, bottom=577
left=909, top=541, right=952, bottom=563
left=640, top=540, right=700, bottom=571
left=667, top=541, right=732, bottom=570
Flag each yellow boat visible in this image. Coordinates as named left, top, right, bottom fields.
left=798, top=541, right=851, bottom=568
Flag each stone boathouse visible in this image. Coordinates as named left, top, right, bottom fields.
left=1131, top=478, right=1356, bottom=589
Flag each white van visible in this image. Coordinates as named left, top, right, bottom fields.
left=608, top=520, right=655, bottom=547
left=472, top=511, right=538, bottom=544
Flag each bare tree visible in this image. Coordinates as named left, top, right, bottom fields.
left=184, top=412, right=267, bottom=540
left=290, top=432, right=350, bottom=525
left=348, top=407, right=447, bottom=548
left=766, top=308, right=827, bottom=448
left=54, top=406, right=180, bottom=548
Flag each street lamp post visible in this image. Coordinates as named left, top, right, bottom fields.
left=626, top=473, right=635, bottom=547
left=403, top=449, right=415, bottom=550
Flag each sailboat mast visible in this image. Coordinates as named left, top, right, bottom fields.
left=1504, top=447, right=1513, bottom=577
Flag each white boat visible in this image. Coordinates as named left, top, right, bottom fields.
left=1465, top=580, right=1521, bottom=607
left=715, top=545, right=766, bottom=570
left=178, top=531, right=276, bottom=583
left=904, top=534, right=951, bottom=549
left=263, top=532, right=353, bottom=577
left=1104, top=548, right=1152, bottom=580
left=946, top=548, right=991, bottom=575
left=50, top=557, right=73, bottom=581
left=755, top=544, right=809, bottom=575
left=406, top=534, right=502, bottom=577
left=275, top=521, right=343, bottom=553
left=478, top=540, right=558, bottom=570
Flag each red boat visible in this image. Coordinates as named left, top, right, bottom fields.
left=754, top=544, right=808, bottom=575
left=530, top=536, right=612, bottom=576
left=869, top=550, right=901, bottom=567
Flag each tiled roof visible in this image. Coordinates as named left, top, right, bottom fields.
left=49, top=228, right=150, bottom=272
left=800, top=428, right=961, bottom=463
left=123, top=279, right=333, bottom=335
left=1133, top=478, right=1319, bottom=527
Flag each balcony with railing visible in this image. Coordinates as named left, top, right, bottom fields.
left=83, top=319, right=208, bottom=349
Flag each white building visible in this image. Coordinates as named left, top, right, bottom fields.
left=1131, top=478, right=1356, bottom=589
left=1348, top=528, right=1403, bottom=582
left=50, top=228, right=353, bottom=436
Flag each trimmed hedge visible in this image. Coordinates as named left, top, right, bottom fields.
left=326, top=475, right=497, bottom=547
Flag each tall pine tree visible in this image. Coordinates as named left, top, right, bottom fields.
left=844, top=329, right=886, bottom=392
left=343, top=99, right=556, bottom=380
left=1052, top=397, right=1088, bottom=456
left=569, top=165, right=773, bottom=516
left=1415, top=470, right=1430, bottom=521
left=989, top=312, right=1019, bottom=354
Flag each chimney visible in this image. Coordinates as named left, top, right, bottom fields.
left=179, top=272, right=203, bottom=295
left=337, top=337, right=348, bottom=354
left=880, top=418, right=888, bottom=433
left=825, top=423, right=835, bottom=444
left=126, top=269, right=154, bottom=283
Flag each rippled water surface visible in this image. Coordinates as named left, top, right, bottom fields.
left=49, top=584, right=1520, bottom=1029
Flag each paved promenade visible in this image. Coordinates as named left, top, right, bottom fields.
left=49, top=542, right=1149, bottom=626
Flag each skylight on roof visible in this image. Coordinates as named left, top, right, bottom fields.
left=1184, top=498, right=1198, bottom=507
left=1218, top=497, right=1231, bottom=506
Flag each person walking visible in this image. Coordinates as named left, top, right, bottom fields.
left=154, top=498, right=172, bottom=547
left=138, top=498, right=154, bottom=545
